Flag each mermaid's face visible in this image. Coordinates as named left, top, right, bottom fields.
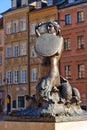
left=47, top=24, right=56, bottom=35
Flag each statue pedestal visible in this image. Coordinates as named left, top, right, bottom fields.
left=0, top=119, right=87, bottom=130
left=55, top=121, right=87, bottom=130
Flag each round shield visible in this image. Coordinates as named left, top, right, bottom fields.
left=34, top=33, right=63, bottom=57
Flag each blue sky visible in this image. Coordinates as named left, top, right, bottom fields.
left=0, top=0, right=11, bottom=17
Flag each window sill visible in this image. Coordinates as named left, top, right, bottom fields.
left=76, top=21, right=84, bottom=24
left=76, top=48, right=85, bottom=50
left=64, top=49, right=71, bottom=52
left=76, top=78, right=86, bottom=80
left=31, top=80, right=37, bottom=83
left=65, top=78, right=72, bottom=80
left=64, top=24, right=72, bottom=26
left=5, top=55, right=27, bottom=59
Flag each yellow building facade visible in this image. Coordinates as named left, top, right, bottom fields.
left=3, top=4, right=58, bottom=112
left=3, top=6, right=30, bottom=112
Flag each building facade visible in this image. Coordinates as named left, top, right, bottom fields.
left=0, top=17, right=5, bottom=113
left=1, top=0, right=87, bottom=112
left=59, top=0, right=87, bottom=109
left=3, top=2, right=31, bottom=112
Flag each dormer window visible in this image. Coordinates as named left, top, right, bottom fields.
left=68, top=0, right=75, bottom=3
left=12, top=0, right=17, bottom=8
left=36, top=0, right=42, bottom=9
left=47, top=0, right=53, bottom=6
left=21, top=0, right=28, bottom=6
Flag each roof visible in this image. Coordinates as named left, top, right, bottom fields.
left=0, top=5, right=35, bottom=16
left=58, top=0, right=87, bottom=9
left=1, top=0, right=47, bottom=15
left=55, top=0, right=66, bottom=5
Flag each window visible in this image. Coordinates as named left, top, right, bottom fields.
left=0, top=56, right=2, bottom=65
left=21, top=0, right=28, bottom=5
left=12, top=100, right=16, bottom=108
left=0, top=74, right=2, bottom=86
left=20, top=43, right=26, bottom=56
left=36, top=1, right=42, bottom=9
left=47, top=0, right=53, bottom=6
left=30, top=24, right=36, bottom=35
left=77, top=35, right=84, bottom=49
left=0, top=35, right=2, bottom=43
left=13, top=23, right=17, bottom=32
left=18, top=96, right=25, bottom=108
left=65, top=14, right=71, bottom=25
left=12, top=0, right=17, bottom=8
left=6, top=47, right=12, bottom=58
left=64, top=38, right=71, bottom=51
left=78, top=64, right=85, bottom=79
left=6, top=23, right=11, bottom=34
left=68, top=0, right=75, bottom=3
left=65, top=65, right=72, bottom=79
left=42, top=57, right=50, bottom=66
left=13, top=45, right=19, bottom=57
left=13, top=21, right=18, bottom=33
left=77, top=11, right=84, bottom=23
left=21, top=69, right=26, bottom=83
left=30, top=36, right=37, bottom=42
left=31, top=46, right=37, bottom=58
left=6, top=71, right=12, bottom=84
left=20, top=19, right=26, bottom=31
left=32, top=68, right=37, bottom=82
left=40, top=24, right=46, bottom=33
left=13, top=70, right=19, bottom=84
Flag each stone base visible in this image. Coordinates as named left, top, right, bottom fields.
left=0, top=120, right=87, bottom=130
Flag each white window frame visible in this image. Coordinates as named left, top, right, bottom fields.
left=6, top=46, right=12, bottom=58
left=21, top=69, right=26, bottom=83
left=20, top=42, right=26, bottom=56
left=36, top=1, right=42, bottom=9
left=64, top=38, right=71, bottom=51
left=31, top=46, right=37, bottom=58
left=47, top=0, right=53, bottom=6
left=0, top=55, right=2, bottom=65
left=30, top=24, right=36, bottom=35
left=13, top=21, right=18, bottom=33
left=0, top=74, right=2, bottom=86
left=21, top=0, right=28, bottom=6
left=6, top=22, right=11, bottom=34
left=20, top=19, right=26, bottom=31
left=77, top=11, right=84, bottom=23
left=0, top=35, right=2, bottom=43
left=77, top=35, right=84, bottom=49
left=13, top=45, right=19, bottom=57
left=78, top=64, right=85, bottom=79
left=13, top=70, right=19, bottom=84
left=6, top=71, right=12, bottom=84
left=12, top=0, right=17, bottom=8
left=32, top=68, right=37, bottom=82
